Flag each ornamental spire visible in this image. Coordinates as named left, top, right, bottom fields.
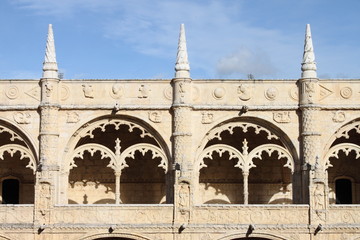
left=175, top=24, right=190, bottom=78
left=42, top=24, right=58, bottom=79
left=301, top=24, right=317, bottom=79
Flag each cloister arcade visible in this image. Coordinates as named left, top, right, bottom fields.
left=1, top=116, right=360, bottom=207
left=1, top=23, right=360, bottom=239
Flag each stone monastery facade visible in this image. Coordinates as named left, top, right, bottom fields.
left=0, top=23, right=359, bottom=240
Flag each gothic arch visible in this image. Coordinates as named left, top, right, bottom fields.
left=195, top=117, right=298, bottom=204
left=63, top=115, right=171, bottom=205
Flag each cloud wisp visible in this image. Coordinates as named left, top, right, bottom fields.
left=9, top=0, right=305, bottom=79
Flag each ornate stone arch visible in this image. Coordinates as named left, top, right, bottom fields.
left=324, top=118, right=360, bottom=154
left=324, top=118, right=360, bottom=204
left=0, top=118, right=38, bottom=165
left=195, top=116, right=298, bottom=168
left=64, top=115, right=170, bottom=171
left=195, top=117, right=297, bottom=204
left=63, top=115, right=170, bottom=205
left=217, top=232, right=288, bottom=240
left=79, top=232, right=152, bottom=240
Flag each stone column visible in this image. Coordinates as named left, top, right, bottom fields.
left=172, top=24, right=193, bottom=229
left=115, top=171, right=121, bottom=204
left=299, top=24, right=327, bottom=226
left=34, top=24, right=60, bottom=231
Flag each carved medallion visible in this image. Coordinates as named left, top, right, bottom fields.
left=201, top=112, right=214, bottom=124
left=82, top=84, right=94, bottom=98
left=163, top=86, right=172, bottom=100
left=289, top=87, right=299, bottom=101
left=6, top=86, right=19, bottom=99
left=265, top=87, right=278, bottom=101
left=192, top=86, right=200, bottom=101
left=60, top=85, right=70, bottom=100
left=273, top=111, right=291, bottom=123
left=237, top=84, right=251, bottom=101
left=332, top=111, right=346, bottom=123
left=148, top=111, right=162, bottom=123
left=213, top=87, right=225, bottom=100
left=13, top=112, right=31, bottom=124
left=110, top=84, right=123, bottom=99
left=340, top=87, right=352, bottom=99
left=67, top=112, right=80, bottom=123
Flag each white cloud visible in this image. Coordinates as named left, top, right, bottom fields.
left=10, top=0, right=303, bottom=78
left=216, top=47, right=277, bottom=78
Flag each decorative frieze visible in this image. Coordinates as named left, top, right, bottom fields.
left=13, top=112, right=31, bottom=124
left=273, top=111, right=291, bottom=123
left=332, top=111, right=346, bottom=123
left=148, top=111, right=162, bottom=123
left=138, top=84, right=150, bottom=98
left=5, top=86, right=19, bottom=99
left=110, top=84, right=123, bottom=99
left=67, top=112, right=80, bottom=123
left=201, top=112, right=213, bottom=124
left=265, top=87, right=278, bottom=101
left=213, top=87, right=226, bottom=100
left=82, top=84, right=94, bottom=98
left=237, top=84, right=252, bottom=101
left=340, top=87, right=352, bottom=99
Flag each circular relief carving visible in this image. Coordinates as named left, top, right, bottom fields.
left=60, top=85, right=70, bottom=101
left=289, top=87, right=299, bottom=101
left=110, top=84, right=123, bottom=99
left=340, top=87, right=352, bottom=99
left=213, top=87, right=226, bottom=100
left=342, top=211, right=354, bottom=223
left=250, top=211, right=264, bottom=222
left=5, top=86, right=19, bottom=99
left=192, top=86, right=200, bottom=101
left=265, top=87, right=278, bottom=101
left=163, top=86, right=172, bottom=100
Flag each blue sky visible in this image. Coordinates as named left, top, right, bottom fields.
left=1, top=0, right=360, bottom=80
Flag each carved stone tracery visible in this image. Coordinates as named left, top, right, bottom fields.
left=324, top=143, right=360, bottom=170
left=0, top=144, right=36, bottom=173
left=198, top=143, right=294, bottom=173
left=69, top=142, right=168, bottom=173
left=206, top=122, right=279, bottom=142
left=78, top=119, right=154, bottom=139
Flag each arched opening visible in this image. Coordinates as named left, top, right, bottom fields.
left=120, top=151, right=166, bottom=204
left=68, top=151, right=115, bottom=204
left=0, top=150, right=35, bottom=204
left=94, top=238, right=135, bottom=240
left=335, top=178, right=352, bottom=204
left=66, top=117, right=169, bottom=204
left=2, top=178, right=19, bottom=204
left=325, top=121, right=360, bottom=204
left=199, top=151, right=243, bottom=204
left=197, top=119, right=295, bottom=205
